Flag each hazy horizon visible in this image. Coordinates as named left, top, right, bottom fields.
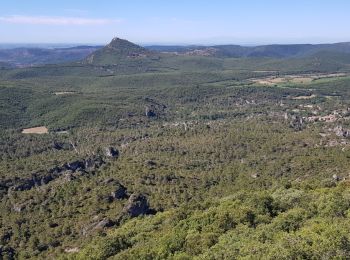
left=1, top=39, right=350, bottom=49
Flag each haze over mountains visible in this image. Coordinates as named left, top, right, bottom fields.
left=148, top=42, right=350, bottom=58
left=2, top=38, right=350, bottom=67
left=0, top=45, right=101, bottom=67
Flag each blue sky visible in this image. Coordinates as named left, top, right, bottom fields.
left=0, top=0, right=349, bottom=45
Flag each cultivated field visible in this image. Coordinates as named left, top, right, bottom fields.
left=251, top=73, right=348, bottom=85
left=21, top=126, right=48, bottom=134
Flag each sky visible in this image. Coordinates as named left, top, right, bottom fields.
left=0, top=0, right=349, bottom=45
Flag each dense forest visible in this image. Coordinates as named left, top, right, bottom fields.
left=0, top=38, right=350, bottom=259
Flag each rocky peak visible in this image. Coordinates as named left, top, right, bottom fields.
left=83, top=36, right=153, bottom=65
left=106, top=37, right=146, bottom=53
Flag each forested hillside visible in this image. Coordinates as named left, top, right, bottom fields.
left=0, top=46, right=101, bottom=67
left=0, top=38, right=350, bottom=259
left=146, top=42, right=350, bottom=58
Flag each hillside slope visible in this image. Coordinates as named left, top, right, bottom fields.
left=147, top=42, right=350, bottom=58
left=84, top=38, right=156, bottom=65
left=1, top=37, right=350, bottom=259
left=0, top=46, right=101, bottom=67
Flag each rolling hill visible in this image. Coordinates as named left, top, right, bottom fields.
left=0, top=46, right=102, bottom=67
left=1, top=36, right=350, bottom=259
left=83, top=37, right=157, bottom=65
left=146, top=42, right=350, bottom=58
left=2, top=40, right=350, bottom=69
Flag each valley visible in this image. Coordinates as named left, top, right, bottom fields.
left=0, top=38, right=350, bottom=259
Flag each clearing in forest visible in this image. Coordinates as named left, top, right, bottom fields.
left=22, top=126, right=48, bottom=134
left=251, top=73, right=348, bottom=85
left=54, top=91, right=76, bottom=95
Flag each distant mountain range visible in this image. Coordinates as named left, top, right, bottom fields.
left=0, top=46, right=102, bottom=67
left=147, top=42, right=350, bottom=58
left=80, top=38, right=350, bottom=73
left=1, top=38, right=350, bottom=67
left=0, top=61, right=11, bottom=68
left=84, top=38, right=350, bottom=64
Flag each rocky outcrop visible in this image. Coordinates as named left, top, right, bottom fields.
left=92, top=218, right=114, bottom=230
left=122, top=193, right=150, bottom=217
left=144, top=97, right=167, bottom=118
left=0, top=245, right=15, bottom=259
left=334, top=126, right=350, bottom=138
left=2, top=145, right=123, bottom=217
left=144, top=97, right=167, bottom=110
left=53, top=141, right=72, bottom=151
left=145, top=106, right=157, bottom=118
left=145, top=160, right=157, bottom=167
left=290, top=115, right=305, bottom=131
left=251, top=173, right=260, bottom=179
left=332, top=174, right=340, bottom=182
left=82, top=193, right=153, bottom=235
left=63, top=160, right=85, bottom=172
left=84, top=156, right=105, bottom=170
left=111, top=182, right=128, bottom=200
left=82, top=217, right=115, bottom=236
left=9, top=173, right=54, bottom=191
left=104, top=147, right=119, bottom=158
left=100, top=178, right=128, bottom=201
left=50, top=156, right=104, bottom=175
left=64, top=247, right=80, bottom=253
left=13, top=203, right=25, bottom=212
left=4, top=155, right=108, bottom=193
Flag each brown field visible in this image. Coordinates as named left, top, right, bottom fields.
left=22, top=126, right=48, bottom=134
left=54, top=91, right=76, bottom=95
left=251, top=73, right=348, bottom=86
left=292, top=94, right=317, bottom=100
left=253, top=70, right=279, bottom=73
